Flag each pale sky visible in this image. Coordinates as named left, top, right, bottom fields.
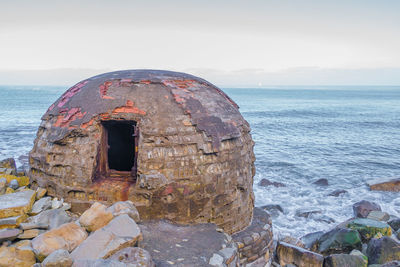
left=1, top=0, right=400, bottom=86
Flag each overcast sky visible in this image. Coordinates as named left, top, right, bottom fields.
left=1, top=0, right=399, bottom=86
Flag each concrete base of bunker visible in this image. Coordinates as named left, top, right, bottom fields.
left=29, top=70, right=256, bottom=234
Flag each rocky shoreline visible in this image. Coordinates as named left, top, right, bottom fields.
left=0, top=157, right=399, bottom=266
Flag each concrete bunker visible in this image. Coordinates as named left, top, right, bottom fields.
left=29, top=70, right=255, bottom=233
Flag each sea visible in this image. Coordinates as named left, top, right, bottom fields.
left=1, top=85, right=400, bottom=238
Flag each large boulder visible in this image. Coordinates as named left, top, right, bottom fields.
left=0, top=190, right=36, bottom=219
left=317, top=228, right=362, bottom=255
left=324, top=253, right=367, bottom=267
left=106, top=201, right=140, bottom=222
left=32, top=222, right=87, bottom=261
left=79, top=202, right=113, bottom=232
left=276, top=241, right=323, bottom=267
left=347, top=218, right=392, bottom=242
left=71, top=214, right=141, bottom=260
left=25, top=208, right=72, bottom=230
left=367, top=237, right=400, bottom=265
left=353, top=200, right=381, bottom=218
left=109, top=247, right=154, bottom=267
left=42, top=249, right=73, bottom=267
left=0, top=246, right=36, bottom=267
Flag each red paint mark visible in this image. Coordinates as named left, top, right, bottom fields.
left=120, top=78, right=132, bottom=83
left=162, top=185, right=174, bottom=196
left=162, top=79, right=196, bottom=89
left=140, top=80, right=152, bottom=84
left=57, top=80, right=88, bottom=108
left=99, top=80, right=115, bottom=100
left=53, top=107, right=86, bottom=128
left=164, top=95, right=169, bottom=99
left=112, top=100, right=146, bottom=115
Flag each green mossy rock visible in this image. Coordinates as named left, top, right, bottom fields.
left=347, top=218, right=392, bottom=242
left=317, top=228, right=362, bottom=255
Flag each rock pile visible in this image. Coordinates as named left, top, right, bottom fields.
left=271, top=199, right=400, bottom=267
left=0, top=157, right=275, bottom=266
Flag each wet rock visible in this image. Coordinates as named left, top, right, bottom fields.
left=324, top=253, right=367, bottom=267
left=36, top=187, right=47, bottom=200
left=261, top=204, right=284, bottom=217
left=139, top=220, right=238, bottom=266
left=381, top=261, right=400, bottom=267
left=51, top=198, right=63, bottom=209
left=347, top=218, right=392, bottom=242
left=0, top=158, right=17, bottom=175
left=0, top=214, right=27, bottom=229
left=26, top=208, right=72, bottom=229
left=0, top=178, right=6, bottom=195
left=353, top=200, right=381, bottom=218
left=296, top=209, right=321, bottom=219
left=71, top=214, right=141, bottom=260
left=313, top=179, right=329, bottom=186
left=32, top=222, right=87, bottom=261
left=0, top=228, right=22, bottom=242
left=9, top=179, right=19, bottom=190
left=317, top=228, right=362, bottom=255
left=328, top=189, right=347, bottom=197
left=276, top=241, right=324, bottom=267
left=0, top=246, right=36, bottom=267
left=0, top=189, right=36, bottom=219
left=367, top=236, right=400, bottom=264
left=258, top=178, right=285, bottom=187
left=109, top=247, right=154, bottom=267
left=301, top=231, right=324, bottom=250
left=368, top=178, right=400, bottom=192
left=42, top=249, right=73, bottom=267
left=350, top=249, right=368, bottom=265
left=79, top=202, right=113, bottom=232
left=72, top=259, right=125, bottom=267
left=388, top=218, right=400, bottom=232
left=31, top=197, right=52, bottom=215
left=367, top=211, right=390, bottom=222
left=281, top=236, right=305, bottom=248
left=106, top=200, right=140, bottom=222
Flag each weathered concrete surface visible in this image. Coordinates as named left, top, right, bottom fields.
left=29, top=70, right=255, bottom=234
left=0, top=190, right=36, bottom=219
left=139, top=220, right=238, bottom=266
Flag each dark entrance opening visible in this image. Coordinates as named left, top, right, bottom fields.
left=99, top=121, right=138, bottom=178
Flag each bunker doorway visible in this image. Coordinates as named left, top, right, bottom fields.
left=100, top=121, right=138, bottom=179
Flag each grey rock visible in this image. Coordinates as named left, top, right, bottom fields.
left=42, top=249, right=73, bottom=267
left=353, top=200, right=381, bottom=218
left=382, top=261, right=400, bottom=267
left=51, top=198, right=63, bottom=209
left=300, top=231, right=324, bottom=250
left=367, top=210, right=390, bottom=221
left=0, top=214, right=26, bottom=228
left=277, top=242, right=324, bottom=267
left=106, top=200, right=140, bottom=222
left=324, top=253, right=367, bottom=267
left=389, top=218, right=400, bottom=232
left=261, top=204, right=284, bottom=217
left=9, top=179, right=19, bottom=190
left=71, top=214, right=142, bottom=261
left=367, top=237, right=400, bottom=264
left=328, top=189, right=347, bottom=197
left=317, top=228, right=362, bottom=255
left=258, top=178, right=285, bottom=187
left=26, top=208, right=72, bottom=229
left=20, top=222, right=49, bottom=230
left=31, top=197, right=52, bottom=215
left=209, top=253, right=224, bottom=266
left=295, top=209, right=321, bottom=218
left=0, top=228, right=22, bottom=242
left=313, top=178, right=328, bottom=186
